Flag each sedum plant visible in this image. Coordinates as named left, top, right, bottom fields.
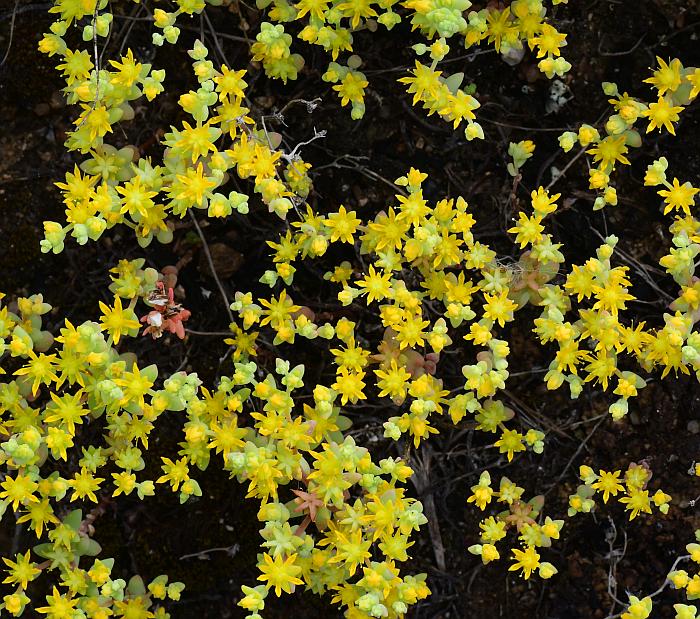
left=2, top=0, right=700, bottom=617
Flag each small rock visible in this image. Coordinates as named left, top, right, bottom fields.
left=687, top=420, right=700, bottom=434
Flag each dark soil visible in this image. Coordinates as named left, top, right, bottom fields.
left=2, top=0, right=700, bottom=617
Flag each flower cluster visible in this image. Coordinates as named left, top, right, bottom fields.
left=234, top=168, right=555, bottom=460
left=467, top=473, right=561, bottom=580
left=0, top=292, right=187, bottom=617
left=569, top=464, right=671, bottom=520
left=557, top=57, right=700, bottom=210
left=39, top=0, right=574, bottom=254
left=0, top=508, right=185, bottom=618
left=40, top=25, right=312, bottom=249
left=0, top=279, right=432, bottom=617
left=13, top=0, right=700, bottom=616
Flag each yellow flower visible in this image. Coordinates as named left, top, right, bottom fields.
left=442, top=90, right=480, bottom=128
left=591, top=470, right=624, bottom=503
left=396, top=190, right=430, bottom=225
left=394, top=312, right=430, bottom=350
left=577, top=124, right=599, bottom=146
left=674, top=603, right=697, bottom=619
left=643, top=96, right=684, bottom=135
left=530, top=187, right=560, bottom=216
left=257, top=553, right=303, bottom=596
left=494, top=428, right=526, bottom=461
left=587, top=135, right=630, bottom=172
left=73, top=104, right=113, bottom=141
left=541, top=517, right=562, bottom=540
left=482, top=290, right=518, bottom=327
left=325, top=206, right=361, bottom=243
left=331, top=338, right=370, bottom=371
left=259, top=289, right=300, bottom=330
left=367, top=208, right=409, bottom=252
left=658, top=178, right=699, bottom=217
left=399, top=61, right=442, bottom=106
left=224, top=324, right=259, bottom=361
left=467, top=472, right=493, bottom=510
left=0, top=473, right=39, bottom=510
left=668, top=570, right=690, bottom=589
left=529, top=23, right=567, bottom=58
left=14, top=349, right=59, bottom=395
left=479, top=516, right=507, bottom=542
left=508, top=212, right=544, bottom=248
left=687, top=67, right=700, bottom=100
left=396, top=167, right=428, bottom=189
left=174, top=162, right=217, bottom=206
left=332, top=367, right=367, bottom=405
left=644, top=56, right=683, bottom=95
left=113, top=598, right=154, bottom=618
left=16, top=498, right=59, bottom=537
left=374, top=359, right=412, bottom=400
left=619, top=488, right=652, bottom=520
left=36, top=587, right=79, bottom=619
left=112, top=471, right=137, bottom=497
left=98, top=296, right=139, bottom=344
left=294, top=0, right=330, bottom=19
left=2, top=551, right=41, bottom=589
left=67, top=467, right=104, bottom=503
left=156, top=456, right=191, bottom=491
left=688, top=575, right=700, bottom=599
left=357, top=265, right=393, bottom=303
left=333, top=72, right=368, bottom=107
left=621, top=595, right=652, bottom=619
left=337, top=0, right=377, bottom=27
left=592, top=280, right=634, bottom=317
left=213, top=65, right=247, bottom=100
left=88, top=559, right=112, bottom=586
left=3, top=591, right=30, bottom=616
left=589, top=168, right=610, bottom=190
left=109, top=49, right=143, bottom=88
left=481, top=543, right=500, bottom=563
left=508, top=545, right=540, bottom=579
left=652, top=489, right=672, bottom=512
left=485, top=7, right=515, bottom=53
left=170, top=121, right=221, bottom=164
